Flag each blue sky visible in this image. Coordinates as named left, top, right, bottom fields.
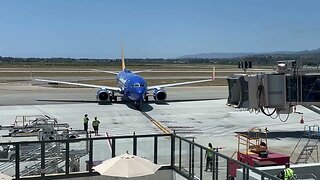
left=0, top=0, right=319, bottom=58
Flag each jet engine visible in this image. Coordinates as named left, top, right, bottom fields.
left=153, top=89, right=167, bottom=101
left=96, top=88, right=111, bottom=101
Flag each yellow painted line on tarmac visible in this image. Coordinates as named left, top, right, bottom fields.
left=140, top=111, right=171, bottom=134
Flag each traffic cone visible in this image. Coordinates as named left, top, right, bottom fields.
left=300, top=116, right=304, bottom=124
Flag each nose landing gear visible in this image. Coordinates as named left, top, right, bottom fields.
left=134, top=101, right=141, bottom=110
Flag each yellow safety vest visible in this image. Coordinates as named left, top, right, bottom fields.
left=92, top=120, right=100, bottom=127
left=207, top=147, right=213, bottom=158
left=284, top=168, right=294, bottom=180
left=83, top=117, right=89, bottom=123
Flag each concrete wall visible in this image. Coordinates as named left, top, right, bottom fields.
left=236, top=163, right=320, bottom=180
left=236, top=169, right=263, bottom=180
left=258, top=163, right=320, bottom=179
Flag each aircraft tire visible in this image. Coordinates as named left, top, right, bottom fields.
left=135, top=104, right=140, bottom=110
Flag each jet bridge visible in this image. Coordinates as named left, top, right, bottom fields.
left=227, top=60, right=320, bottom=116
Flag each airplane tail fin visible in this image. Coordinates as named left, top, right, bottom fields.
left=212, top=65, right=216, bottom=80
left=27, top=64, right=33, bottom=81
left=27, top=64, right=36, bottom=85
left=121, top=42, right=126, bottom=71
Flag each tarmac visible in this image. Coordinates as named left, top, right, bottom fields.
left=0, top=83, right=320, bottom=179
left=0, top=84, right=319, bottom=158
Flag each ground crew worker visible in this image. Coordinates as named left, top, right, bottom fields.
left=92, top=117, right=100, bottom=136
left=205, top=143, right=213, bottom=171
left=83, top=114, right=89, bottom=132
left=277, top=163, right=295, bottom=180
left=284, top=163, right=295, bottom=180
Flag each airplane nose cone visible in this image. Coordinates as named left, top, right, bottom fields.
left=130, top=88, right=146, bottom=101
left=136, top=89, right=145, bottom=97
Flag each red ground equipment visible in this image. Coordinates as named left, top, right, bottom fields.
left=229, top=128, right=290, bottom=178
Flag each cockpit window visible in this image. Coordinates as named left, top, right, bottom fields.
left=133, top=83, right=145, bottom=87
left=133, top=83, right=140, bottom=87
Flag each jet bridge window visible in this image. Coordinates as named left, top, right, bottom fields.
left=286, top=75, right=320, bottom=102
left=133, top=83, right=144, bottom=87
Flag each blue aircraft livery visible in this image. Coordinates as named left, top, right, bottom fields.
left=35, top=47, right=215, bottom=109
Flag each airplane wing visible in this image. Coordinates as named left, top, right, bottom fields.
left=132, top=70, right=152, bottom=74
left=90, top=69, right=151, bottom=74
left=34, top=78, right=121, bottom=92
left=90, top=69, right=118, bottom=75
left=147, top=66, right=215, bottom=90
left=147, top=79, right=212, bottom=90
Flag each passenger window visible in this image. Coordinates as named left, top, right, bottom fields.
left=133, top=83, right=140, bottom=87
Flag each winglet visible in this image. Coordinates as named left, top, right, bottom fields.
left=212, top=65, right=216, bottom=80
left=121, top=41, right=126, bottom=71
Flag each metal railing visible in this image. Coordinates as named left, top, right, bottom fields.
left=0, top=133, right=279, bottom=180
left=173, top=135, right=280, bottom=180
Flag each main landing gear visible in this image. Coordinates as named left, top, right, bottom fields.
left=109, top=92, right=117, bottom=102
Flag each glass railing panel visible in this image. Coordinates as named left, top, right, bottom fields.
left=136, top=137, right=154, bottom=163
left=180, top=139, right=190, bottom=176
left=174, top=137, right=180, bottom=168
left=157, top=136, right=171, bottom=165
left=114, top=138, right=133, bottom=156
left=92, top=139, right=112, bottom=161
left=216, top=153, right=228, bottom=180
left=69, top=139, right=90, bottom=173
left=192, top=145, right=201, bottom=180
left=44, top=142, right=65, bottom=176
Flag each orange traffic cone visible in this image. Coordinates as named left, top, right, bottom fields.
left=300, top=116, right=304, bottom=124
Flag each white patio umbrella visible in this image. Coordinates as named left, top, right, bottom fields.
left=93, top=153, right=161, bottom=178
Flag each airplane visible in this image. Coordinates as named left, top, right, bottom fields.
left=35, top=47, right=215, bottom=110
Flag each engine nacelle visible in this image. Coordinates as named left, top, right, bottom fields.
left=96, top=88, right=111, bottom=101
left=153, top=89, right=167, bottom=101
